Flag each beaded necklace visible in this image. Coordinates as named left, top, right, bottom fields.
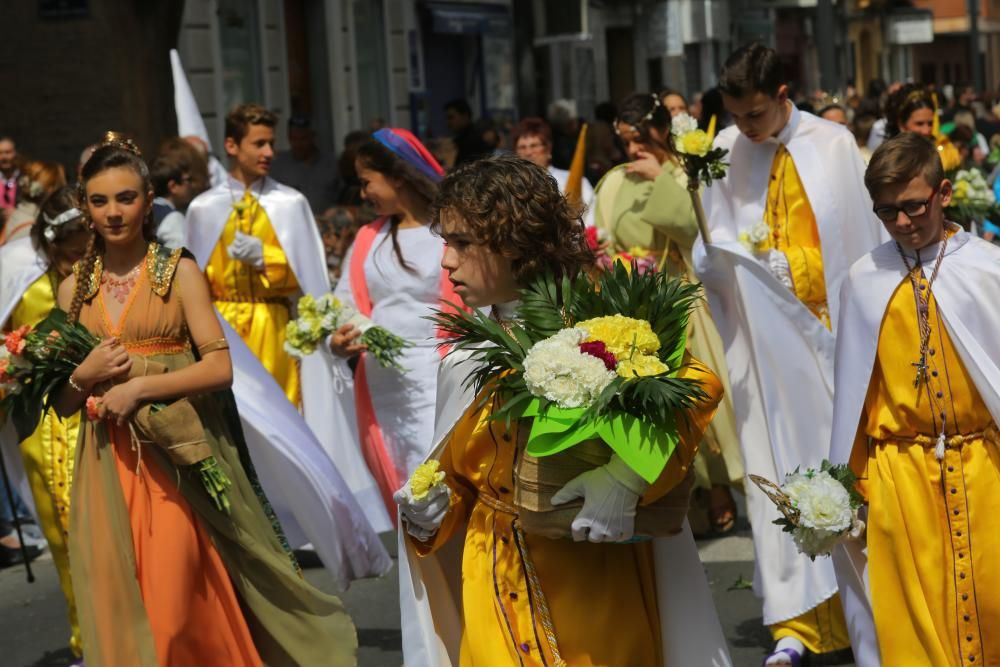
left=101, top=263, right=142, bottom=304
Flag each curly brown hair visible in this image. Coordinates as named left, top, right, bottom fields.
left=433, top=154, right=594, bottom=285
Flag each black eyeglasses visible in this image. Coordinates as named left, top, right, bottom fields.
left=873, top=187, right=939, bottom=222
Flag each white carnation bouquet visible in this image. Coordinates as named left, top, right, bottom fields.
left=750, top=461, right=865, bottom=560
left=284, top=293, right=410, bottom=370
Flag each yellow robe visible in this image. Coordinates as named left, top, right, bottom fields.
left=7, top=272, right=82, bottom=656
left=763, top=145, right=849, bottom=652
left=765, top=145, right=831, bottom=329
left=849, top=267, right=999, bottom=665
left=205, top=191, right=301, bottom=406
left=414, top=359, right=721, bottom=666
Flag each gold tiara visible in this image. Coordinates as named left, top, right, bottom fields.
left=100, top=131, right=142, bottom=158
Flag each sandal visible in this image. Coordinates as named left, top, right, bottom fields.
left=708, top=484, right=737, bottom=534
left=762, top=648, right=803, bottom=667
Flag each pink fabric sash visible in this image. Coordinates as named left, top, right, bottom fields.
left=349, top=218, right=464, bottom=519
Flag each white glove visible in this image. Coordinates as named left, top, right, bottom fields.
left=393, top=482, right=451, bottom=542
left=227, top=231, right=265, bottom=269
left=766, top=249, right=794, bottom=292
left=550, top=454, right=648, bottom=543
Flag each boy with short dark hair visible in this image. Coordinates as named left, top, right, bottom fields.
left=832, top=132, right=1000, bottom=665
left=397, top=154, right=732, bottom=666
left=184, top=103, right=338, bottom=439
left=694, top=42, right=888, bottom=665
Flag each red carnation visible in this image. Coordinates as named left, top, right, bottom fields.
left=579, top=341, right=617, bottom=371
left=585, top=226, right=601, bottom=252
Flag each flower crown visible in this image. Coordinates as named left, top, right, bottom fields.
left=614, top=93, right=662, bottom=137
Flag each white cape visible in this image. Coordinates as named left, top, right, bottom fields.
left=217, top=315, right=392, bottom=589
left=398, top=348, right=733, bottom=666
left=692, top=106, right=889, bottom=625
left=185, top=177, right=392, bottom=532
left=0, top=237, right=47, bottom=517
left=829, top=232, right=1000, bottom=666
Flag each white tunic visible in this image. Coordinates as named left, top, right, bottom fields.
left=334, top=224, right=445, bottom=488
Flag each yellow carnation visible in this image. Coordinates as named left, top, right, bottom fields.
left=297, top=293, right=318, bottom=316
left=679, top=129, right=712, bottom=157
left=409, top=460, right=446, bottom=500
left=577, top=315, right=660, bottom=359
left=617, top=354, right=668, bottom=378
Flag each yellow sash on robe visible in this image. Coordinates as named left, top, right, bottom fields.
left=8, top=272, right=82, bottom=656
left=849, top=260, right=999, bottom=666
left=765, top=145, right=831, bottom=329
left=206, top=190, right=301, bottom=406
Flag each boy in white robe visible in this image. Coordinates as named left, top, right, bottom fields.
left=692, top=42, right=887, bottom=665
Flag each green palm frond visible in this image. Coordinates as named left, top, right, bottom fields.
left=428, top=265, right=707, bottom=428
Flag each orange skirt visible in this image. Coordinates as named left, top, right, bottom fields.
left=111, top=423, right=262, bottom=667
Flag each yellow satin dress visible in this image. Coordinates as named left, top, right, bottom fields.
left=205, top=190, right=301, bottom=406
left=8, top=272, right=82, bottom=656
left=414, top=360, right=722, bottom=666
left=849, top=266, right=999, bottom=665
left=764, top=145, right=850, bottom=652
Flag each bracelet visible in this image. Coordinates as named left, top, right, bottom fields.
left=67, top=375, right=85, bottom=394
left=197, top=338, right=230, bottom=356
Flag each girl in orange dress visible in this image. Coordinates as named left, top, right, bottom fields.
left=52, top=133, right=357, bottom=666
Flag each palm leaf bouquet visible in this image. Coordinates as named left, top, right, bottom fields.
left=432, top=261, right=706, bottom=486
left=1, top=308, right=233, bottom=514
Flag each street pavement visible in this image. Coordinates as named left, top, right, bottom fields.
left=0, top=513, right=854, bottom=667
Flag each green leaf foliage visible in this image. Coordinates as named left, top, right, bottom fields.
left=428, top=264, right=707, bottom=433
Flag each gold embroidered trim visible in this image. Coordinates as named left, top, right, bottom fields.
left=123, top=337, right=191, bottom=355
left=74, top=254, right=103, bottom=301
left=212, top=294, right=290, bottom=305
left=145, top=242, right=183, bottom=297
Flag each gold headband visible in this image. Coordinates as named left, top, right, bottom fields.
left=100, top=131, right=143, bottom=159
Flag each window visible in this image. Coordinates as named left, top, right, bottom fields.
left=218, top=0, right=263, bottom=110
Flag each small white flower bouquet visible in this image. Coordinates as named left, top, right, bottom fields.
left=750, top=461, right=865, bottom=560
left=284, top=294, right=410, bottom=370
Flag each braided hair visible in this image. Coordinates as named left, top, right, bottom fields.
left=68, top=132, right=154, bottom=322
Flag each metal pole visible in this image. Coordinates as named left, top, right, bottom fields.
left=0, top=451, right=35, bottom=583
left=969, top=0, right=983, bottom=91
left=816, top=0, right=837, bottom=92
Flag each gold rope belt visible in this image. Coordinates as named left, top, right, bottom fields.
left=477, top=492, right=518, bottom=515
left=475, top=492, right=566, bottom=666
left=213, top=294, right=289, bottom=305
left=880, top=423, right=998, bottom=460
left=882, top=423, right=997, bottom=449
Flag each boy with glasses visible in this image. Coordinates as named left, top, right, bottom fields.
left=831, top=132, right=1000, bottom=665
